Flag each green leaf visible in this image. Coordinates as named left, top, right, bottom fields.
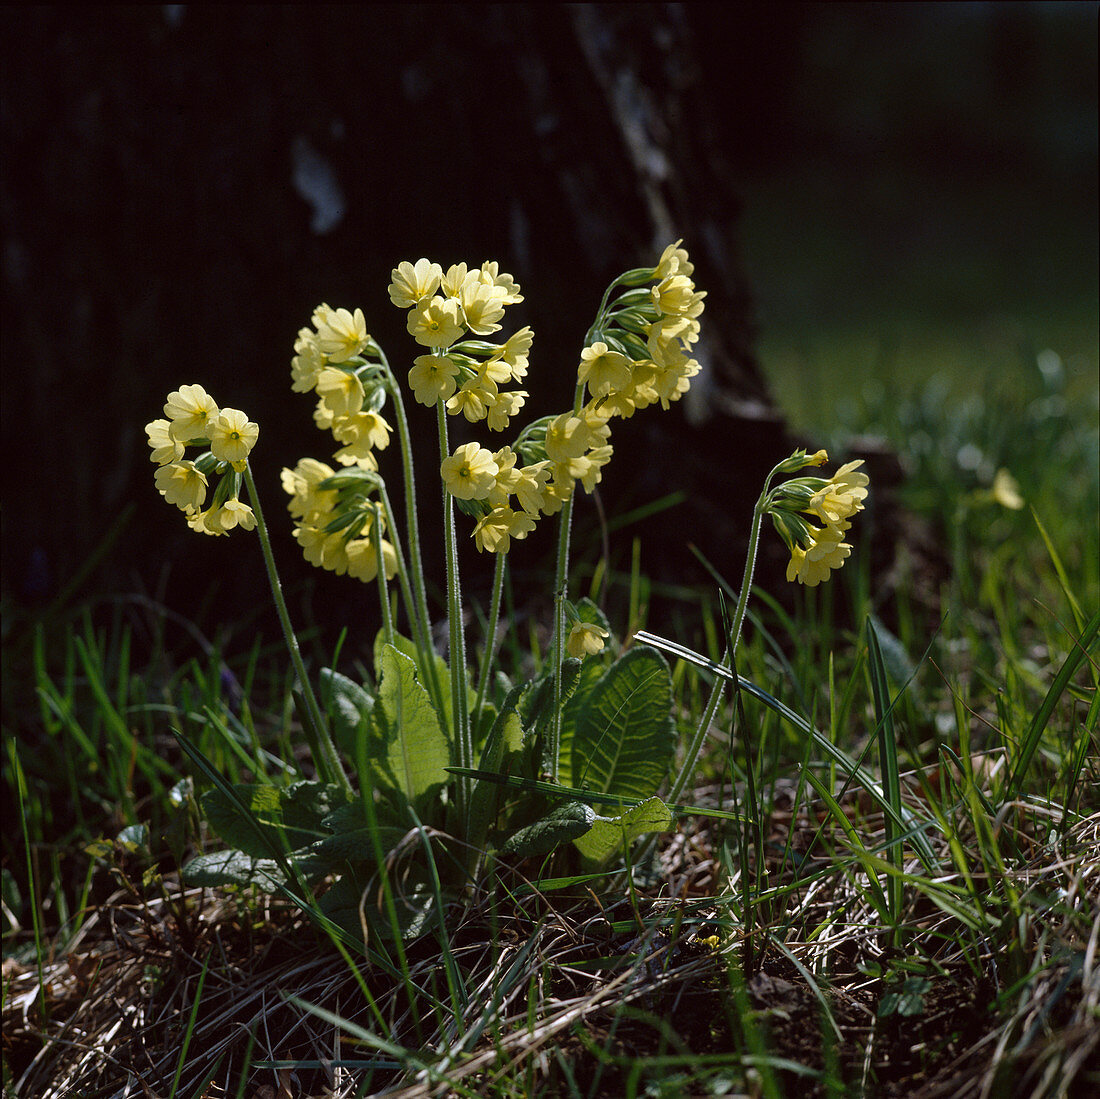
left=469, top=683, right=528, bottom=853
left=568, top=646, right=675, bottom=807
left=572, top=796, right=672, bottom=863
left=200, top=780, right=347, bottom=860
left=499, top=801, right=595, bottom=858
left=377, top=643, right=451, bottom=812
left=319, top=668, right=374, bottom=754
left=182, top=850, right=287, bottom=891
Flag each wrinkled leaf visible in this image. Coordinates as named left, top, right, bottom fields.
left=377, top=644, right=450, bottom=811
left=499, top=800, right=595, bottom=858
left=320, top=668, right=374, bottom=754
left=568, top=646, right=674, bottom=806
left=572, top=796, right=672, bottom=863
left=182, top=849, right=287, bottom=891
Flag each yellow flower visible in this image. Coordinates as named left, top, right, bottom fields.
left=281, top=458, right=338, bottom=523
left=488, top=325, right=533, bottom=380
left=458, top=274, right=506, bottom=335
left=440, top=442, right=498, bottom=500
left=567, top=621, right=610, bottom=658
left=578, top=342, right=633, bottom=399
left=164, top=384, right=219, bottom=442
left=472, top=506, right=536, bottom=553
left=479, top=261, right=523, bottom=304
left=544, top=410, right=610, bottom=463
left=408, top=354, right=460, bottom=406
left=485, top=389, right=527, bottom=432
left=512, top=461, right=552, bottom=516
left=647, top=314, right=699, bottom=358
left=651, top=354, right=700, bottom=409
left=440, top=263, right=470, bottom=298
left=389, top=259, right=443, bottom=308
left=294, top=525, right=350, bottom=574
left=407, top=295, right=464, bottom=348
left=145, top=418, right=184, bottom=466
left=654, top=239, right=693, bottom=279
left=807, top=461, right=869, bottom=525
left=992, top=468, right=1024, bottom=510
left=446, top=377, right=497, bottom=422
left=651, top=274, right=705, bottom=319
left=315, top=367, right=365, bottom=419
left=331, top=410, right=391, bottom=451
left=347, top=535, right=399, bottom=582
left=154, top=460, right=208, bottom=511
left=203, top=497, right=256, bottom=534
left=208, top=408, right=259, bottom=471
left=314, top=306, right=369, bottom=363
left=185, top=507, right=224, bottom=536
left=291, top=327, right=326, bottom=393
left=786, top=525, right=852, bottom=587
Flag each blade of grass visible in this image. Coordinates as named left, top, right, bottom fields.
left=1005, top=608, right=1098, bottom=798
left=867, top=616, right=905, bottom=945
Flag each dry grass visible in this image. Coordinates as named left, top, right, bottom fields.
left=5, top=789, right=1097, bottom=1098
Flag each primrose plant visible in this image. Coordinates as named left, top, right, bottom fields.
left=145, top=244, right=868, bottom=942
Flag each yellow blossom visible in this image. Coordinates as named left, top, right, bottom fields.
left=488, top=326, right=533, bottom=380
left=992, top=469, right=1024, bottom=510
left=145, top=418, right=184, bottom=465
left=281, top=458, right=337, bottom=523
left=331, top=410, right=391, bottom=451
left=440, top=263, right=470, bottom=298
left=567, top=621, right=610, bottom=658
left=294, top=525, right=350, bottom=574
left=472, top=506, right=536, bottom=553
left=512, top=461, right=552, bottom=515
left=485, top=389, right=527, bottom=432
left=578, top=342, right=633, bottom=399
left=389, top=258, right=443, bottom=308
left=314, top=306, right=369, bottom=363
left=208, top=408, right=259, bottom=471
left=807, top=461, right=869, bottom=525
left=347, top=535, right=399, bottom=582
left=204, top=497, right=256, bottom=534
left=458, top=273, right=506, bottom=335
left=407, top=295, right=464, bottom=348
left=164, top=384, right=219, bottom=442
left=786, top=525, right=852, bottom=587
left=291, top=326, right=326, bottom=392
left=154, top=460, right=208, bottom=511
left=479, top=261, right=523, bottom=304
left=652, top=274, right=705, bottom=319
left=408, top=354, right=460, bottom=406
left=654, top=239, right=693, bottom=279
left=441, top=442, right=499, bottom=500
left=544, top=410, right=610, bottom=463
left=315, top=367, right=365, bottom=419
left=446, top=377, right=497, bottom=422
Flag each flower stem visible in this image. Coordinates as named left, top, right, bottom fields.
left=473, top=550, right=507, bottom=730
left=242, top=463, right=350, bottom=795
left=380, top=354, right=445, bottom=716
left=437, top=403, right=472, bottom=824
left=666, top=483, right=771, bottom=808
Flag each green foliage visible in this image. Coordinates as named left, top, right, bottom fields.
left=181, top=636, right=681, bottom=936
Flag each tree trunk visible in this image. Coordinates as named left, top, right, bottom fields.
left=2, top=4, right=793, bottom=635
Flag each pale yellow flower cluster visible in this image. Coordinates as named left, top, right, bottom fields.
left=281, top=458, right=398, bottom=583
left=145, top=384, right=259, bottom=535
left=771, top=458, right=870, bottom=587
left=291, top=304, right=391, bottom=471
left=577, top=240, right=704, bottom=419
left=390, top=259, right=529, bottom=433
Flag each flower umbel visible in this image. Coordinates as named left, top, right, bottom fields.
left=148, top=386, right=258, bottom=535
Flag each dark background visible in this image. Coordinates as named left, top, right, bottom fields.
left=3, top=3, right=1096, bottom=664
